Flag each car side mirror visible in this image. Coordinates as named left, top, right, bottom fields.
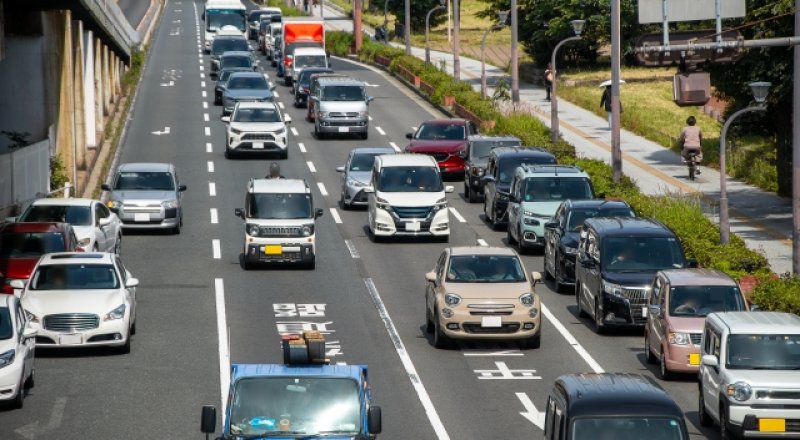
left=686, top=259, right=698, bottom=268
left=4, top=217, right=17, bottom=223
left=235, top=208, right=245, bottom=219
left=22, top=324, right=37, bottom=340
left=701, top=354, right=719, bottom=368
left=580, top=257, right=596, bottom=269
left=368, top=405, right=382, bottom=434
left=101, top=183, right=111, bottom=191
left=221, top=116, right=231, bottom=123
left=9, top=279, right=25, bottom=290
left=530, top=271, right=542, bottom=285
left=284, top=114, right=292, bottom=124
left=178, top=184, right=187, bottom=192
left=201, top=405, right=217, bottom=434
left=315, top=208, right=324, bottom=218
left=363, top=187, right=375, bottom=194
left=444, top=185, right=454, bottom=194
left=335, top=166, right=345, bottom=173
left=544, top=221, right=558, bottom=230
left=367, top=96, right=374, bottom=103
left=405, top=133, right=413, bottom=139
left=425, top=271, right=437, bottom=283
left=125, top=278, right=140, bottom=288
left=482, top=176, right=495, bottom=183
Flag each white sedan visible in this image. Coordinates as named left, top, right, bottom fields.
left=0, top=295, right=36, bottom=409
left=15, top=252, right=137, bottom=354
left=17, top=198, right=122, bottom=254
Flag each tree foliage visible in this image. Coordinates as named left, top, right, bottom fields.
left=384, top=0, right=447, bottom=31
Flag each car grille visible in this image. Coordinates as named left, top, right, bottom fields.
left=621, top=287, right=649, bottom=307
left=757, top=390, right=800, bottom=400
left=44, top=313, right=100, bottom=332
left=329, top=112, right=359, bottom=118
left=123, top=204, right=161, bottom=214
left=392, top=206, right=433, bottom=219
left=242, top=133, right=276, bottom=140
left=463, top=323, right=520, bottom=334
left=469, top=311, right=513, bottom=316
left=431, top=153, right=449, bottom=162
left=258, top=226, right=303, bottom=237
left=690, top=333, right=702, bottom=345
left=353, top=191, right=368, bottom=203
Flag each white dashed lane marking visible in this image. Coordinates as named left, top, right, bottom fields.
left=205, top=127, right=211, bottom=136
left=206, top=142, right=213, bottom=153
left=389, top=142, right=400, bottom=152
left=477, top=239, right=488, bottom=247
left=202, top=91, right=207, bottom=98
left=344, top=239, right=359, bottom=258
left=201, top=81, right=206, bottom=87
left=290, top=127, right=298, bottom=136
left=278, top=102, right=285, bottom=109
left=210, top=208, right=218, bottom=224
left=209, top=182, right=216, bottom=196
left=317, top=182, right=328, bottom=196
left=306, top=161, right=317, bottom=173
left=203, top=102, right=208, bottom=109
left=297, top=142, right=307, bottom=153
left=449, top=207, right=466, bottom=223
left=330, top=208, right=342, bottom=224
left=204, top=113, right=210, bottom=122
left=376, top=126, right=386, bottom=136
left=212, top=239, right=221, bottom=259
left=207, top=161, right=214, bottom=173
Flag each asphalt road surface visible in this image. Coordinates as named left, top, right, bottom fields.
left=0, top=1, right=720, bottom=438
left=118, top=0, right=151, bottom=29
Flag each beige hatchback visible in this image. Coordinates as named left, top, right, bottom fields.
left=424, top=246, right=542, bottom=349
left=644, top=269, right=749, bottom=379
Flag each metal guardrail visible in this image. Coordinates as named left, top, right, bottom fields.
left=80, top=0, right=140, bottom=58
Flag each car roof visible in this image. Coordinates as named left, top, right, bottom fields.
left=0, top=222, right=69, bottom=233
left=235, top=101, right=280, bottom=110
left=231, top=363, right=365, bottom=383
left=420, top=119, right=468, bottom=126
left=555, top=373, right=683, bottom=418
left=659, top=269, right=737, bottom=287
left=213, top=35, right=246, bottom=42
left=709, top=311, right=800, bottom=334
left=318, top=77, right=363, bottom=87
left=220, top=51, right=252, bottom=58
left=491, top=146, right=555, bottom=158
left=249, top=178, right=309, bottom=194
left=516, top=164, right=588, bottom=177
left=564, top=199, right=632, bottom=210
left=294, top=47, right=326, bottom=55
left=118, top=162, right=174, bottom=172
left=467, top=135, right=521, bottom=142
left=228, top=72, right=266, bottom=79
left=584, top=217, right=674, bottom=237
left=376, top=153, right=437, bottom=169
left=30, top=198, right=95, bottom=207
left=352, top=147, right=396, bottom=155
left=449, top=246, right=517, bottom=257
left=38, top=252, right=114, bottom=265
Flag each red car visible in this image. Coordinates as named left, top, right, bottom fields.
left=404, top=119, right=479, bottom=179
left=0, top=222, right=82, bottom=294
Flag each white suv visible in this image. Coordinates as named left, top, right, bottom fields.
left=699, top=311, right=800, bottom=439
left=366, top=154, right=453, bottom=241
left=222, top=102, right=291, bottom=159
left=234, top=179, right=323, bottom=270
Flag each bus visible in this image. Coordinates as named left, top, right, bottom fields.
left=203, top=0, right=247, bottom=53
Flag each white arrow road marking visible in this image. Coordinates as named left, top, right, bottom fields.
left=151, top=127, right=171, bottom=135
left=475, top=361, right=542, bottom=379
left=160, top=80, right=175, bottom=87
left=210, top=208, right=218, bottom=224
left=14, top=397, right=67, bottom=439
left=449, top=207, right=466, bottom=223
left=516, top=392, right=545, bottom=429
left=389, top=142, right=401, bottom=152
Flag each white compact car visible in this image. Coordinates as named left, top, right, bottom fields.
left=222, top=101, right=291, bottom=159
left=0, top=295, right=36, bottom=409
left=17, top=198, right=122, bottom=254
left=16, top=252, right=138, bottom=354
left=366, top=154, right=453, bottom=241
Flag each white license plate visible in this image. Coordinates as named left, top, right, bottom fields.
left=338, top=126, right=350, bottom=133
left=481, top=316, right=502, bottom=328
left=253, top=142, right=264, bottom=149
left=642, top=306, right=648, bottom=317
left=405, top=221, right=421, bottom=231
left=59, top=334, right=82, bottom=345
left=134, top=213, right=150, bottom=222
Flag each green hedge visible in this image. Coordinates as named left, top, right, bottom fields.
left=752, top=275, right=800, bottom=314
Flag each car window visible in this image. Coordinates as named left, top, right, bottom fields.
left=726, top=334, right=800, bottom=370
left=587, top=232, right=599, bottom=262
left=350, top=153, right=381, bottom=171
left=221, top=56, right=252, bottom=69
left=0, top=232, right=67, bottom=257
left=567, top=206, right=634, bottom=231
left=212, top=38, right=249, bottom=55
left=227, top=76, right=268, bottom=89
left=650, top=277, right=663, bottom=306
left=234, top=107, right=281, bottom=123
left=94, top=204, right=104, bottom=225
left=21, top=205, right=92, bottom=226
left=0, top=307, right=11, bottom=340
left=321, top=85, right=364, bottom=101
left=416, top=123, right=466, bottom=141
left=669, top=286, right=746, bottom=317
left=446, top=255, right=525, bottom=283
left=523, top=177, right=594, bottom=202
left=16, top=301, right=25, bottom=335
left=601, top=236, right=685, bottom=271
left=114, top=171, right=175, bottom=191
left=377, top=166, right=442, bottom=192
left=247, top=193, right=312, bottom=219
left=571, top=417, right=685, bottom=440
left=30, top=263, right=120, bottom=290
left=295, top=55, right=327, bottom=69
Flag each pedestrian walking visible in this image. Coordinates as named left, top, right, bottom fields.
left=544, top=63, right=553, bottom=101
left=599, top=85, right=622, bottom=129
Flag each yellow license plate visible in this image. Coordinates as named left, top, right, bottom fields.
left=759, top=419, right=786, bottom=432
left=264, top=245, right=282, bottom=255
left=689, top=353, right=701, bottom=365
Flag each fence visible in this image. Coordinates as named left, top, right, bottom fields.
left=0, top=139, right=51, bottom=218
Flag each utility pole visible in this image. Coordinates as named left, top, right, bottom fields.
left=405, top=0, right=411, bottom=54
left=453, top=0, right=460, bottom=80
left=510, top=0, right=519, bottom=102
left=794, top=0, right=800, bottom=274
left=610, top=0, right=622, bottom=183
left=354, top=0, right=362, bottom=52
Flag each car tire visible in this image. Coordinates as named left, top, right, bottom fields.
left=306, top=260, right=316, bottom=270
left=131, top=318, right=137, bottom=335
left=280, top=149, right=288, bottom=159
left=114, top=235, right=122, bottom=255
left=10, top=377, right=24, bottom=409
left=224, top=148, right=232, bottom=159
left=340, top=192, right=350, bottom=210
left=314, top=123, right=322, bottom=139
left=425, top=307, right=434, bottom=334
left=284, top=77, right=291, bottom=86
left=117, top=335, right=131, bottom=355
left=698, top=389, right=712, bottom=427
left=553, top=252, right=564, bottom=293
left=487, top=202, right=500, bottom=230
left=506, top=227, right=517, bottom=245
left=360, top=131, right=368, bottom=140
left=720, top=403, right=736, bottom=440
left=576, top=284, right=588, bottom=318
left=659, top=347, right=673, bottom=380
left=517, top=227, right=529, bottom=255
left=214, top=95, right=221, bottom=106
left=24, top=367, right=34, bottom=389
left=593, top=299, right=605, bottom=334
left=433, top=312, right=453, bottom=349
left=525, top=330, right=541, bottom=349
left=172, top=225, right=181, bottom=235
left=644, top=332, right=657, bottom=364
left=438, top=234, right=450, bottom=243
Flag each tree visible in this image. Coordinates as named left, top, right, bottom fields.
left=707, top=0, right=792, bottom=195
left=385, top=0, right=447, bottom=32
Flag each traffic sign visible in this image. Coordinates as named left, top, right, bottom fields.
left=638, top=0, right=745, bottom=24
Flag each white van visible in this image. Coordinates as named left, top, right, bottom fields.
left=289, top=47, right=328, bottom=85
left=366, top=154, right=453, bottom=241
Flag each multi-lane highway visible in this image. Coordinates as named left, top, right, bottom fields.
left=0, top=1, right=719, bottom=438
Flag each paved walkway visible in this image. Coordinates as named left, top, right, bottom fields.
left=317, top=4, right=794, bottom=274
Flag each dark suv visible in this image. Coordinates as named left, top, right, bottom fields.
left=463, top=135, right=521, bottom=202
left=575, top=217, right=695, bottom=333
left=481, top=147, right=556, bottom=230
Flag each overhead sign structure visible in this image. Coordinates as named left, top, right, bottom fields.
left=638, top=0, right=745, bottom=24
left=635, top=30, right=743, bottom=66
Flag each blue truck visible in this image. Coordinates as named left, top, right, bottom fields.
left=201, top=333, right=382, bottom=439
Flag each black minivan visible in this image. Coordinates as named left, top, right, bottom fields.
left=574, top=217, right=695, bottom=333
left=544, top=373, right=689, bottom=440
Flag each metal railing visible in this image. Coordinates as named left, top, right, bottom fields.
left=82, top=0, right=140, bottom=58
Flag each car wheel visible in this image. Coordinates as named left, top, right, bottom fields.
left=576, top=284, right=588, bottom=318
left=92, top=244, right=99, bottom=252
left=224, top=148, right=232, bottom=159
left=644, top=332, right=657, bottom=364
left=314, top=123, right=322, bottom=139
left=114, top=235, right=122, bottom=255
left=517, top=227, right=528, bottom=254
left=172, top=224, right=181, bottom=235
left=280, top=149, right=288, bottom=159
left=284, top=76, right=291, bottom=86
left=593, top=299, right=605, bottom=334
left=438, top=234, right=450, bottom=243
left=698, top=389, right=713, bottom=427
left=433, top=312, right=453, bottom=349
left=117, top=335, right=131, bottom=354
left=360, top=131, right=368, bottom=140
left=720, top=404, right=735, bottom=440
left=340, top=192, right=350, bottom=210
left=23, top=366, right=34, bottom=389
left=425, top=306, right=434, bottom=334
left=506, top=227, right=517, bottom=245
left=553, top=252, right=564, bottom=293
left=306, top=260, right=316, bottom=270
left=659, top=348, right=673, bottom=380
left=525, top=330, right=541, bottom=349
left=487, top=203, right=500, bottom=230
left=10, top=377, right=24, bottom=409
left=131, top=318, right=137, bottom=335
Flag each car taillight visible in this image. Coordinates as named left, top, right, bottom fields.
left=284, top=56, right=293, bottom=67
left=1, top=281, right=14, bottom=295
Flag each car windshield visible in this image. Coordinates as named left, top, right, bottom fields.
left=30, top=264, right=119, bottom=290
left=567, top=207, right=635, bottom=231
left=219, top=69, right=243, bottom=83
left=247, top=193, right=312, bottom=219
left=227, top=76, right=268, bottom=90
left=221, top=56, right=252, bottom=69
left=601, top=237, right=685, bottom=271
left=727, top=334, right=800, bottom=370
left=229, top=377, right=361, bottom=437
left=0, top=308, right=11, bottom=340
left=350, top=153, right=384, bottom=171
left=259, top=21, right=270, bottom=32
left=114, top=171, right=175, bottom=191
left=523, top=177, right=594, bottom=202
left=416, top=123, right=466, bottom=141
left=288, top=42, right=323, bottom=55
left=248, top=11, right=271, bottom=22
left=322, top=85, right=364, bottom=101
left=447, top=255, right=525, bottom=283
left=212, top=38, right=248, bottom=55
left=300, top=70, right=331, bottom=84
left=20, top=206, right=91, bottom=226
left=471, top=140, right=521, bottom=159
left=497, top=156, right=557, bottom=183
left=571, top=417, right=685, bottom=440
left=234, top=108, right=280, bottom=123
left=207, top=10, right=246, bottom=32
left=0, top=232, right=66, bottom=258
left=668, top=286, right=746, bottom=317
left=378, top=166, right=442, bottom=192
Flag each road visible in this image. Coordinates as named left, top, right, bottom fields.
left=118, top=0, right=152, bottom=30
left=0, top=1, right=718, bottom=438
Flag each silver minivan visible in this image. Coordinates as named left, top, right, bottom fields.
left=310, top=77, right=373, bottom=139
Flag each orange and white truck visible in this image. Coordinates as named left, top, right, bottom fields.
left=281, top=17, right=325, bottom=86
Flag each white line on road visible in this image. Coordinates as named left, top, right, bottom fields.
left=204, top=113, right=209, bottom=122
left=202, top=90, right=207, bottom=98
left=203, top=102, right=208, bottom=109
left=368, top=115, right=373, bottom=121
left=306, top=161, right=316, bottom=173
left=317, top=182, right=328, bottom=196
left=330, top=208, right=342, bottom=224
left=200, top=73, right=205, bottom=79
left=212, top=239, right=221, bottom=259
left=207, top=161, right=214, bottom=173
left=206, top=142, right=213, bottom=153
left=477, top=238, right=489, bottom=247
left=205, top=127, right=211, bottom=136
left=376, top=126, right=386, bottom=136
left=411, top=126, right=418, bottom=131
left=210, top=208, right=218, bottom=224
left=297, top=142, right=307, bottom=153
left=200, top=66, right=204, bottom=71
left=290, top=127, right=298, bottom=136
left=449, top=207, right=466, bottom=223
left=201, top=81, right=206, bottom=87
left=278, top=101, right=285, bottom=109
left=389, top=142, right=401, bottom=152
left=209, top=182, right=216, bottom=196
left=541, top=304, right=605, bottom=373
left=214, top=278, right=230, bottom=419
left=274, top=91, right=279, bottom=98
left=344, top=239, right=360, bottom=258
left=363, top=279, right=451, bottom=440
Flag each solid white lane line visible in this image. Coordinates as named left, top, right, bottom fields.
left=204, top=113, right=210, bottom=122
left=207, top=161, right=214, bottom=173
left=205, top=127, right=211, bottom=136
left=210, top=208, right=218, bottom=224
left=297, top=142, right=307, bottom=153
left=449, top=207, right=466, bottom=223
left=477, top=238, right=488, bottom=247
left=203, top=102, right=208, bottom=109
left=541, top=304, right=605, bottom=373
left=201, top=81, right=206, bottom=87
left=364, top=279, right=451, bottom=440
left=307, top=161, right=316, bottom=173
left=212, top=239, right=221, bottom=259
left=278, top=101, right=285, bottom=109
left=317, top=182, right=328, bottom=196
left=290, top=127, right=298, bottom=136
left=209, top=182, right=216, bottom=196
left=202, top=90, right=207, bottom=98
left=344, top=239, right=359, bottom=258
left=330, top=208, right=342, bottom=224
left=214, top=278, right=230, bottom=417
left=376, top=126, right=386, bottom=136
left=206, top=142, right=213, bottom=153
left=389, top=142, right=401, bottom=152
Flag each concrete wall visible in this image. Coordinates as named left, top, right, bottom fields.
left=0, top=137, right=51, bottom=218
left=0, top=36, right=48, bottom=153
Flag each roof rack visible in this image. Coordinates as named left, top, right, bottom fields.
left=282, top=331, right=329, bottom=365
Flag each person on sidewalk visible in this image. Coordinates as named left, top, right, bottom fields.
left=679, top=116, right=703, bottom=174
left=544, top=64, right=554, bottom=101
left=599, top=85, right=622, bottom=129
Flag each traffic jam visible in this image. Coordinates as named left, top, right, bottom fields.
left=1, top=0, right=799, bottom=439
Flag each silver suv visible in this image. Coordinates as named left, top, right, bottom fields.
left=222, top=101, right=292, bottom=159
left=699, top=311, right=800, bottom=439
left=310, top=77, right=373, bottom=139
left=234, top=178, right=323, bottom=270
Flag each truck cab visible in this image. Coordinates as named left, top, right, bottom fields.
left=201, top=333, right=382, bottom=439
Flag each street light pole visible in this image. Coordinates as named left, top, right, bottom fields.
left=510, top=0, right=519, bottom=102
left=481, top=22, right=505, bottom=99
left=610, top=0, right=622, bottom=183
left=383, top=0, right=389, bottom=43
left=549, top=20, right=584, bottom=144
left=426, top=5, right=445, bottom=64
left=404, top=0, right=411, bottom=55
left=793, top=0, right=800, bottom=273
left=354, top=0, right=362, bottom=53
left=453, top=0, right=460, bottom=80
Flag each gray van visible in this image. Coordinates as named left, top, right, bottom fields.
left=310, top=77, right=374, bottom=139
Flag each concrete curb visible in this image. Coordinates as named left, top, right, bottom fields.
left=138, top=0, right=164, bottom=47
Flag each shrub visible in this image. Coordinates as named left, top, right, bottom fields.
left=326, top=31, right=353, bottom=56
left=751, top=275, right=800, bottom=314
left=50, top=154, right=68, bottom=193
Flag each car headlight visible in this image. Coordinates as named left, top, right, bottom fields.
left=0, top=349, right=15, bottom=369
left=519, top=293, right=535, bottom=306
left=162, top=199, right=178, bottom=209
left=246, top=224, right=261, bottom=237
left=444, top=293, right=462, bottom=306
left=668, top=332, right=691, bottom=345
left=318, top=111, right=329, bottom=118
left=107, top=200, right=121, bottom=210
left=602, top=281, right=624, bottom=297
left=376, top=196, right=390, bottom=210
left=563, top=245, right=579, bottom=255
left=529, top=308, right=539, bottom=318
left=471, top=167, right=484, bottom=176
left=347, top=178, right=366, bottom=188
left=274, top=127, right=286, bottom=135
left=524, top=210, right=535, bottom=217
left=78, top=237, right=91, bottom=247
left=433, top=197, right=448, bottom=211
left=25, top=310, right=38, bottom=323
left=301, top=224, right=314, bottom=237
left=358, top=111, right=368, bottom=117
left=104, top=304, right=126, bottom=321
left=230, top=128, right=242, bottom=135
left=727, top=382, right=752, bottom=402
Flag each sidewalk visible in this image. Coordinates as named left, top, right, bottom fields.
left=316, top=4, right=794, bottom=274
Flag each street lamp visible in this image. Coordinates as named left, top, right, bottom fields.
left=480, top=11, right=509, bottom=99
left=719, top=81, right=771, bottom=244
left=549, top=19, right=585, bottom=144
left=453, top=0, right=460, bottom=80
left=383, top=0, right=390, bottom=43
left=425, top=2, right=446, bottom=64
